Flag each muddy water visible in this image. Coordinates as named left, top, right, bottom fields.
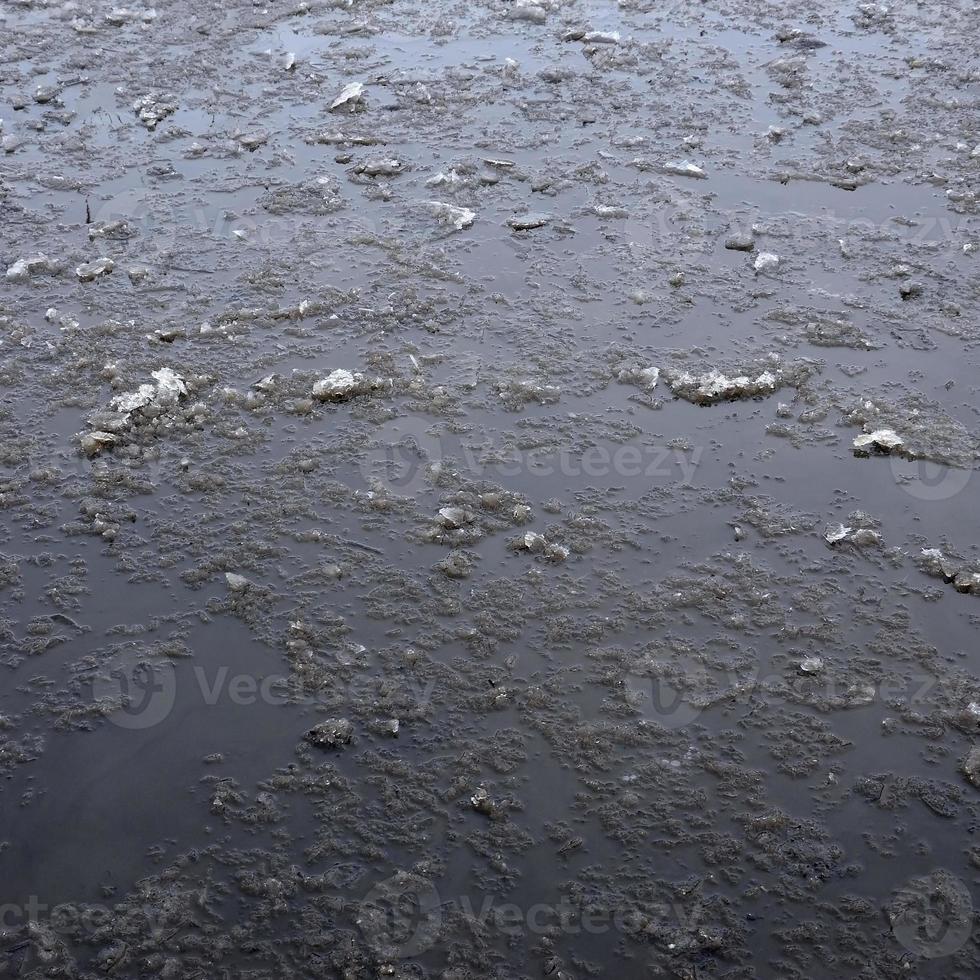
left=1, top=0, right=979, bottom=977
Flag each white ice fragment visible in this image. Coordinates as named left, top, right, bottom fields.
left=665, top=366, right=780, bottom=404
left=6, top=253, right=57, bottom=281
left=312, top=369, right=386, bottom=402
left=754, top=252, right=780, bottom=273
left=313, top=369, right=358, bottom=400
left=437, top=507, right=472, bottom=528
left=852, top=428, right=905, bottom=456
left=330, top=82, right=364, bottom=111
left=663, top=160, right=707, bottom=179
left=225, top=573, right=250, bottom=592
left=76, top=257, right=114, bottom=281
left=428, top=201, right=475, bottom=231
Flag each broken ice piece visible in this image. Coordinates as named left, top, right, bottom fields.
left=78, top=431, right=118, bottom=457
left=953, top=572, right=980, bottom=596
left=6, top=253, right=58, bottom=282
left=304, top=718, right=354, bottom=749
left=133, top=94, right=176, bottom=129
left=428, top=201, right=475, bottom=231
left=76, top=257, right=114, bottom=281
left=312, top=369, right=385, bottom=402
left=852, top=429, right=905, bottom=457
left=225, top=573, right=251, bottom=592
left=110, top=368, right=187, bottom=416
left=437, top=506, right=473, bottom=528
left=664, top=365, right=781, bottom=405
left=754, top=252, right=780, bottom=273
left=508, top=213, right=550, bottom=231
left=961, top=746, right=980, bottom=788
left=824, top=524, right=881, bottom=547
left=616, top=364, right=659, bottom=390
left=662, top=160, right=707, bottom=179
left=799, top=657, right=824, bottom=674
left=330, top=82, right=364, bottom=112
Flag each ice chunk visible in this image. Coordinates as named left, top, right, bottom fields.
left=330, top=82, right=364, bottom=112
left=225, top=573, right=251, bottom=592
left=754, top=252, right=780, bottom=273
left=428, top=202, right=475, bottom=231
left=76, top=257, right=114, bottom=281
left=78, top=431, right=118, bottom=457
left=824, top=524, right=881, bottom=547
left=437, top=507, right=473, bottom=528
left=304, top=718, right=354, bottom=749
left=664, top=364, right=782, bottom=405
left=133, top=94, right=176, bottom=129
left=663, top=160, right=707, bottom=179
left=312, top=369, right=386, bottom=402
left=852, top=429, right=905, bottom=457
left=508, top=213, right=550, bottom=230
left=6, top=253, right=58, bottom=281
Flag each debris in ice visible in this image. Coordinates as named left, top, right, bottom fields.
left=355, top=158, right=404, bottom=177
left=437, top=507, right=473, bottom=529
left=725, top=231, right=755, bottom=251
left=111, top=368, right=187, bottom=415
left=88, top=219, right=135, bottom=241
left=852, top=429, right=905, bottom=457
left=563, top=28, right=620, bottom=43
left=496, top=376, right=561, bottom=409
left=78, top=431, right=118, bottom=458
left=234, top=131, right=269, bottom=152
left=509, top=532, right=569, bottom=562
left=330, top=82, right=364, bottom=112
left=662, top=160, right=707, bottom=179
left=225, top=573, right=251, bottom=592
left=426, top=170, right=464, bottom=187
left=664, top=360, right=789, bottom=405
left=304, top=718, right=354, bottom=749
left=508, top=0, right=548, bottom=23
left=133, top=94, right=176, bottom=129
left=312, top=369, right=386, bottom=402
left=6, top=253, right=58, bottom=281
left=754, top=252, right=781, bottom=273
left=75, top=257, right=114, bottom=281
left=615, top=364, right=659, bottom=390
left=78, top=368, right=188, bottom=456
left=428, top=202, right=475, bottom=230
left=918, top=549, right=980, bottom=595
left=961, top=747, right=980, bottom=788
left=508, top=213, right=550, bottom=231
left=824, top=524, right=881, bottom=547
left=106, top=7, right=157, bottom=25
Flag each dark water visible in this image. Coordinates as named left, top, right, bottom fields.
left=1, top=0, right=979, bottom=976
